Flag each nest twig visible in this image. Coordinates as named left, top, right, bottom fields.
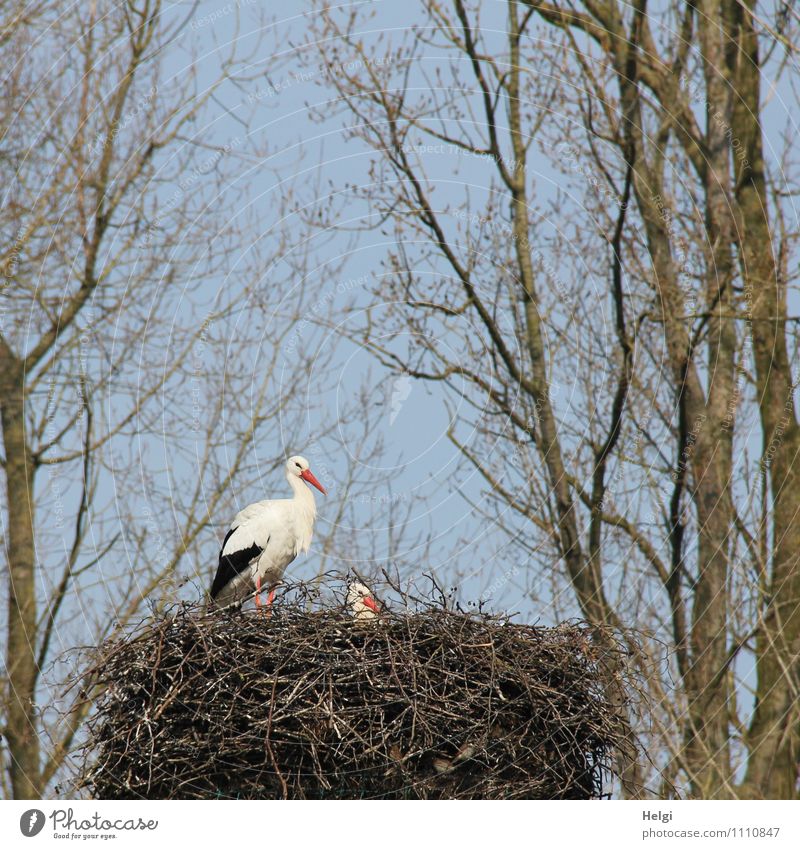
left=78, top=583, right=631, bottom=799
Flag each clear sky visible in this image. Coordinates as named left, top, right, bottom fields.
left=123, top=0, right=797, bottom=626
left=136, top=0, right=561, bottom=616
left=9, top=0, right=798, bottom=799
left=35, top=0, right=797, bottom=638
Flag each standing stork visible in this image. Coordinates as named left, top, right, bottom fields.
left=208, top=455, right=326, bottom=610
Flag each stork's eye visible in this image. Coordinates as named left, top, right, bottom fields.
left=296, top=462, right=302, bottom=468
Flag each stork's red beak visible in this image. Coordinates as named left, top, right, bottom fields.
left=363, top=596, right=379, bottom=613
left=300, top=468, right=326, bottom=494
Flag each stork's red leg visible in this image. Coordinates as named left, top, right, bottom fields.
left=255, top=575, right=262, bottom=611
left=266, top=588, right=275, bottom=606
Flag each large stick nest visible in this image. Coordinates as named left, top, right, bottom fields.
left=78, top=585, right=631, bottom=799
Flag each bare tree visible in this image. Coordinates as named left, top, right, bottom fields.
left=0, top=0, right=387, bottom=799
left=309, top=0, right=800, bottom=798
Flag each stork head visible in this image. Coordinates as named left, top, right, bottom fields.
left=347, top=581, right=380, bottom=617
left=287, top=455, right=326, bottom=494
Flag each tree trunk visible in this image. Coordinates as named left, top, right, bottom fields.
left=615, top=36, right=736, bottom=793
left=506, top=2, right=642, bottom=797
left=1, top=358, right=41, bottom=799
left=727, top=0, right=800, bottom=799
left=677, top=0, right=737, bottom=798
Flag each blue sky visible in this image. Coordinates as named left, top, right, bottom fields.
left=133, top=1, right=798, bottom=624
left=27, top=0, right=795, bottom=641
left=140, top=0, right=555, bottom=614
left=6, top=0, right=797, bottom=798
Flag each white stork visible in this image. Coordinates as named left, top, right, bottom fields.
left=347, top=581, right=380, bottom=620
left=208, top=455, right=326, bottom=609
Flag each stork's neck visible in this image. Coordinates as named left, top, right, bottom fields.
left=287, top=472, right=316, bottom=554
left=287, top=472, right=317, bottom=518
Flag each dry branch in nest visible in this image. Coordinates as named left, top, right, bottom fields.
left=78, top=585, right=632, bottom=799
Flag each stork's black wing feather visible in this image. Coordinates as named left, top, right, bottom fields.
left=210, top=529, right=265, bottom=599
left=220, top=525, right=237, bottom=552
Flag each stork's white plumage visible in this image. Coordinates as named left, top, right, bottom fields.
left=209, top=455, right=326, bottom=609
left=347, top=581, right=380, bottom=620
